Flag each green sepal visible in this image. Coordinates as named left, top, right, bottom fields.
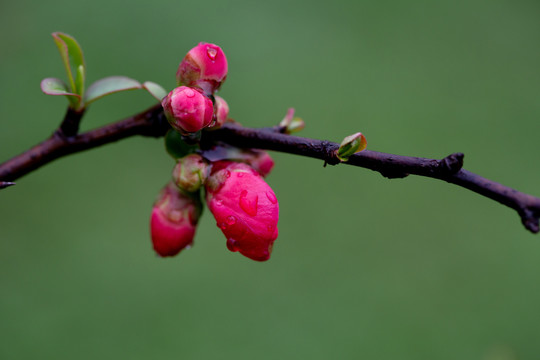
left=164, top=129, right=199, bottom=159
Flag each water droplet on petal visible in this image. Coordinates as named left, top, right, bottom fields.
left=217, top=222, right=228, bottom=230
left=216, top=199, right=223, bottom=206
left=206, top=47, right=217, bottom=61
left=226, top=238, right=238, bottom=252
left=185, top=88, right=196, bottom=98
left=266, top=191, right=277, bottom=204
left=226, top=215, right=236, bottom=225
left=237, top=172, right=244, bottom=177
left=239, top=191, right=258, bottom=216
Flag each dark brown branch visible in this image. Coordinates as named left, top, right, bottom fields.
left=0, top=104, right=167, bottom=181
left=1, top=104, right=539, bottom=233
left=205, top=124, right=540, bottom=233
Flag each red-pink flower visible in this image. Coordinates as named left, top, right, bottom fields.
left=176, top=42, right=228, bottom=95
left=162, top=86, right=214, bottom=134
left=205, top=161, right=279, bottom=261
left=150, top=182, right=202, bottom=257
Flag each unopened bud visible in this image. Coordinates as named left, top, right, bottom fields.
left=244, top=150, right=274, bottom=177
left=336, top=132, right=367, bottom=161
left=207, top=95, right=229, bottom=129
left=205, top=161, right=279, bottom=262
left=150, top=182, right=202, bottom=257
left=162, top=86, right=214, bottom=134
left=278, top=108, right=305, bottom=134
left=172, top=154, right=209, bottom=193
left=200, top=146, right=275, bottom=177
left=176, top=42, right=228, bottom=95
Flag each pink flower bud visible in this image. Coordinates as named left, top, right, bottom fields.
left=207, top=95, right=229, bottom=129
left=205, top=161, right=279, bottom=261
left=162, top=86, right=214, bottom=134
left=176, top=42, right=228, bottom=95
left=172, top=154, right=209, bottom=193
left=150, top=182, right=202, bottom=257
left=245, top=150, right=274, bottom=177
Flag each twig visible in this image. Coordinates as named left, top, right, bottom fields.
left=0, top=182, right=16, bottom=189
left=0, top=104, right=166, bottom=181
left=1, top=104, right=538, bottom=233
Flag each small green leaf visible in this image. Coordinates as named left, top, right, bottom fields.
left=279, top=108, right=295, bottom=128
left=143, top=81, right=168, bottom=101
left=52, top=32, right=85, bottom=95
left=40, top=78, right=81, bottom=107
left=84, top=76, right=142, bottom=104
left=278, top=108, right=305, bottom=134
left=336, top=132, right=367, bottom=161
left=75, top=64, right=85, bottom=99
left=286, top=117, right=305, bottom=134
left=165, top=129, right=199, bottom=159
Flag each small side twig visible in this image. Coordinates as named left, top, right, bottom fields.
left=0, top=181, right=16, bottom=189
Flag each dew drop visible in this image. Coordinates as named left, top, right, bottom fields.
left=226, top=238, right=238, bottom=252
left=237, top=172, right=244, bottom=177
left=266, top=191, right=277, bottom=204
left=215, top=199, right=223, bottom=206
left=239, top=190, right=258, bottom=216
left=217, top=221, right=228, bottom=230
left=206, top=47, right=217, bottom=61
left=226, top=215, right=236, bottom=225
left=184, top=88, right=196, bottom=98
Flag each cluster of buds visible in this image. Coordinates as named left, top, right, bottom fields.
left=151, top=43, right=280, bottom=262
left=162, top=42, right=229, bottom=134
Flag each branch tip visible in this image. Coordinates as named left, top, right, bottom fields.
left=520, top=208, right=540, bottom=234
left=0, top=181, right=16, bottom=189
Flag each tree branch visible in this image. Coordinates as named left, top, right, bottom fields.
left=1, top=104, right=539, bottom=233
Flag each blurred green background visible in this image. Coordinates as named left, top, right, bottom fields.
left=1, top=0, right=539, bottom=359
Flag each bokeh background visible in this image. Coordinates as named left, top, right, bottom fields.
left=1, top=0, right=540, bottom=359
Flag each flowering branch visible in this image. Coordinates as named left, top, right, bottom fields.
left=1, top=103, right=539, bottom=234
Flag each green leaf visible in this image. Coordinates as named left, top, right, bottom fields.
left=142, top=81, right=168, bottom=101
left=52, top=32, right=85, bottom=96
left=84, top=76, right=142, bottom=105
left=40, top=78, right=81, bottom=108
left=75, top=64, right=85, bottom=99
left=337, top=132, right=367, bottom=161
